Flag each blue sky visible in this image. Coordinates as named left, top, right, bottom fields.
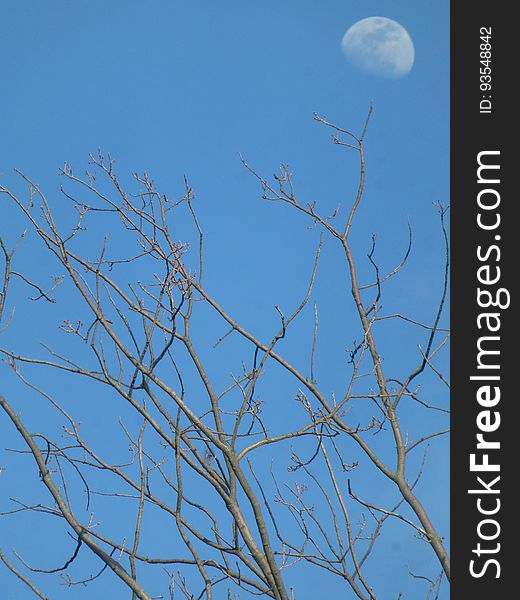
left=1, top=1, right=449, bottom=598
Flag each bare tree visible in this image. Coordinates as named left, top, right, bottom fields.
left=0, top=111, right=449, bottom=599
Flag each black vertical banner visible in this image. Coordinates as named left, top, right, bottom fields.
left=451, top=2, right=514, bottom=597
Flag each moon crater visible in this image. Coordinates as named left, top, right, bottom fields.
left=341, top=17, right=415, bottom=79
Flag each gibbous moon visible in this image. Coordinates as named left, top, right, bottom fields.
left=341, top=17, right=415, bottom=79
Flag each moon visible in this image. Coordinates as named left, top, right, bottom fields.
left=341, top=17, right=415, bottom=79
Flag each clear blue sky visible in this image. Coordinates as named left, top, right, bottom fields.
left=1, top=1, right=449, bottom=598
